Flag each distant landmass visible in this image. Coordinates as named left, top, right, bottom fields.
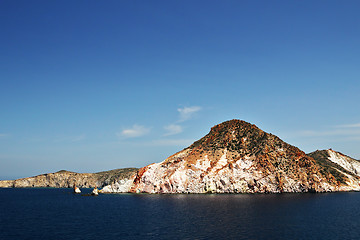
left=2, top=119, right=360, bottom=193
left=0, top=168, right=138, bottom=188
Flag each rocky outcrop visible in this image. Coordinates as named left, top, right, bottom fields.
left=0, top=168, right=138, bottom=189
left=101, top=178, right=135, bottom=193
left=74, top=185, right=81, bottom=193
left=308, top=149, right=360, bottom=191
left=309, top=149, right=360, bottom=176
left=104, top=120, right=360, bottom=193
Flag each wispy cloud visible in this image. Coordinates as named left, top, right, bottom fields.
left=294, top=122, right=360, bottom=138
left=150, top=139, right=194, bottom=147
left=337, top=123, right=360, bottom=128
left=161, top=106, right=202, bottom=136
left=119, top=125, right=151, bottom=138
left=53, top=134, right=86, bottom=143
left=177, top=106, right=201, bottom=122
left=296, top=129, right=360, bottom=137
left=164, top=124, right=183, bottom=136
left=0, top=133, right=9, bottom=138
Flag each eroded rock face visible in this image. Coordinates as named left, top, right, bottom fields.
left=326, top=149, right=360, bottom=176
left=0, top=168, right=138, bottom=189
left=108, top=120, right=360, bottom=193
left=101, top=178, right=135, bottom=193
left=308, top=149, right=360, bottom=191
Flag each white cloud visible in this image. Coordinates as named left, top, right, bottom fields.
left=177, top=106, right=201, bottom=122
left=337, top=123, right=360, bottom=128
left=119, top=125, right=151, bottom=138
left=164, top=124, right=183, bottom=136
left=53, top=134, right=86, bottom=143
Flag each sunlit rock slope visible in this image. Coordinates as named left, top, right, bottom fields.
left=308, top=149, right=360, bottom=191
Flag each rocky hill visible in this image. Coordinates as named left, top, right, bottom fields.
left=308, top=149, right=360, bottom=182
left=0, top=168, right=138, bottom=188
left=103, top=119, right=360, bottom=193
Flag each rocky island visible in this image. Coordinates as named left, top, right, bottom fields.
left=103, top=120, right=360, bottom=193
left=2, top=120, right=360, bottom=194
left=0, top=168, right=138, bottom=189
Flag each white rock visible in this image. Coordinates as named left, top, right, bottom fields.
left=74, top=187, right=81, bottom=193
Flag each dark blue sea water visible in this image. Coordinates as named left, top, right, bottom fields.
left=1, top=188, right=360, bottom=240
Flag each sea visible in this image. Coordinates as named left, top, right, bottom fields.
left=1, top=188, right=360, bottom=240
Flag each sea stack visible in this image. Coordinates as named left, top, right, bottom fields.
left=73, top=184, right=81, bottom=193
left=91, top=186, right=99, bottom=196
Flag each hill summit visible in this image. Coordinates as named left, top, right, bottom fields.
left=103, top=119, right=360, bottom=193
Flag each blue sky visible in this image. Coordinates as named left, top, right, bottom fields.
left=1, top=1, right=360, bottom=179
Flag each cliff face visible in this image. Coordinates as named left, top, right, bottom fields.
left=0, top=168, right=138, bottom=189
left=103, top=120, right=360, bottom=193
